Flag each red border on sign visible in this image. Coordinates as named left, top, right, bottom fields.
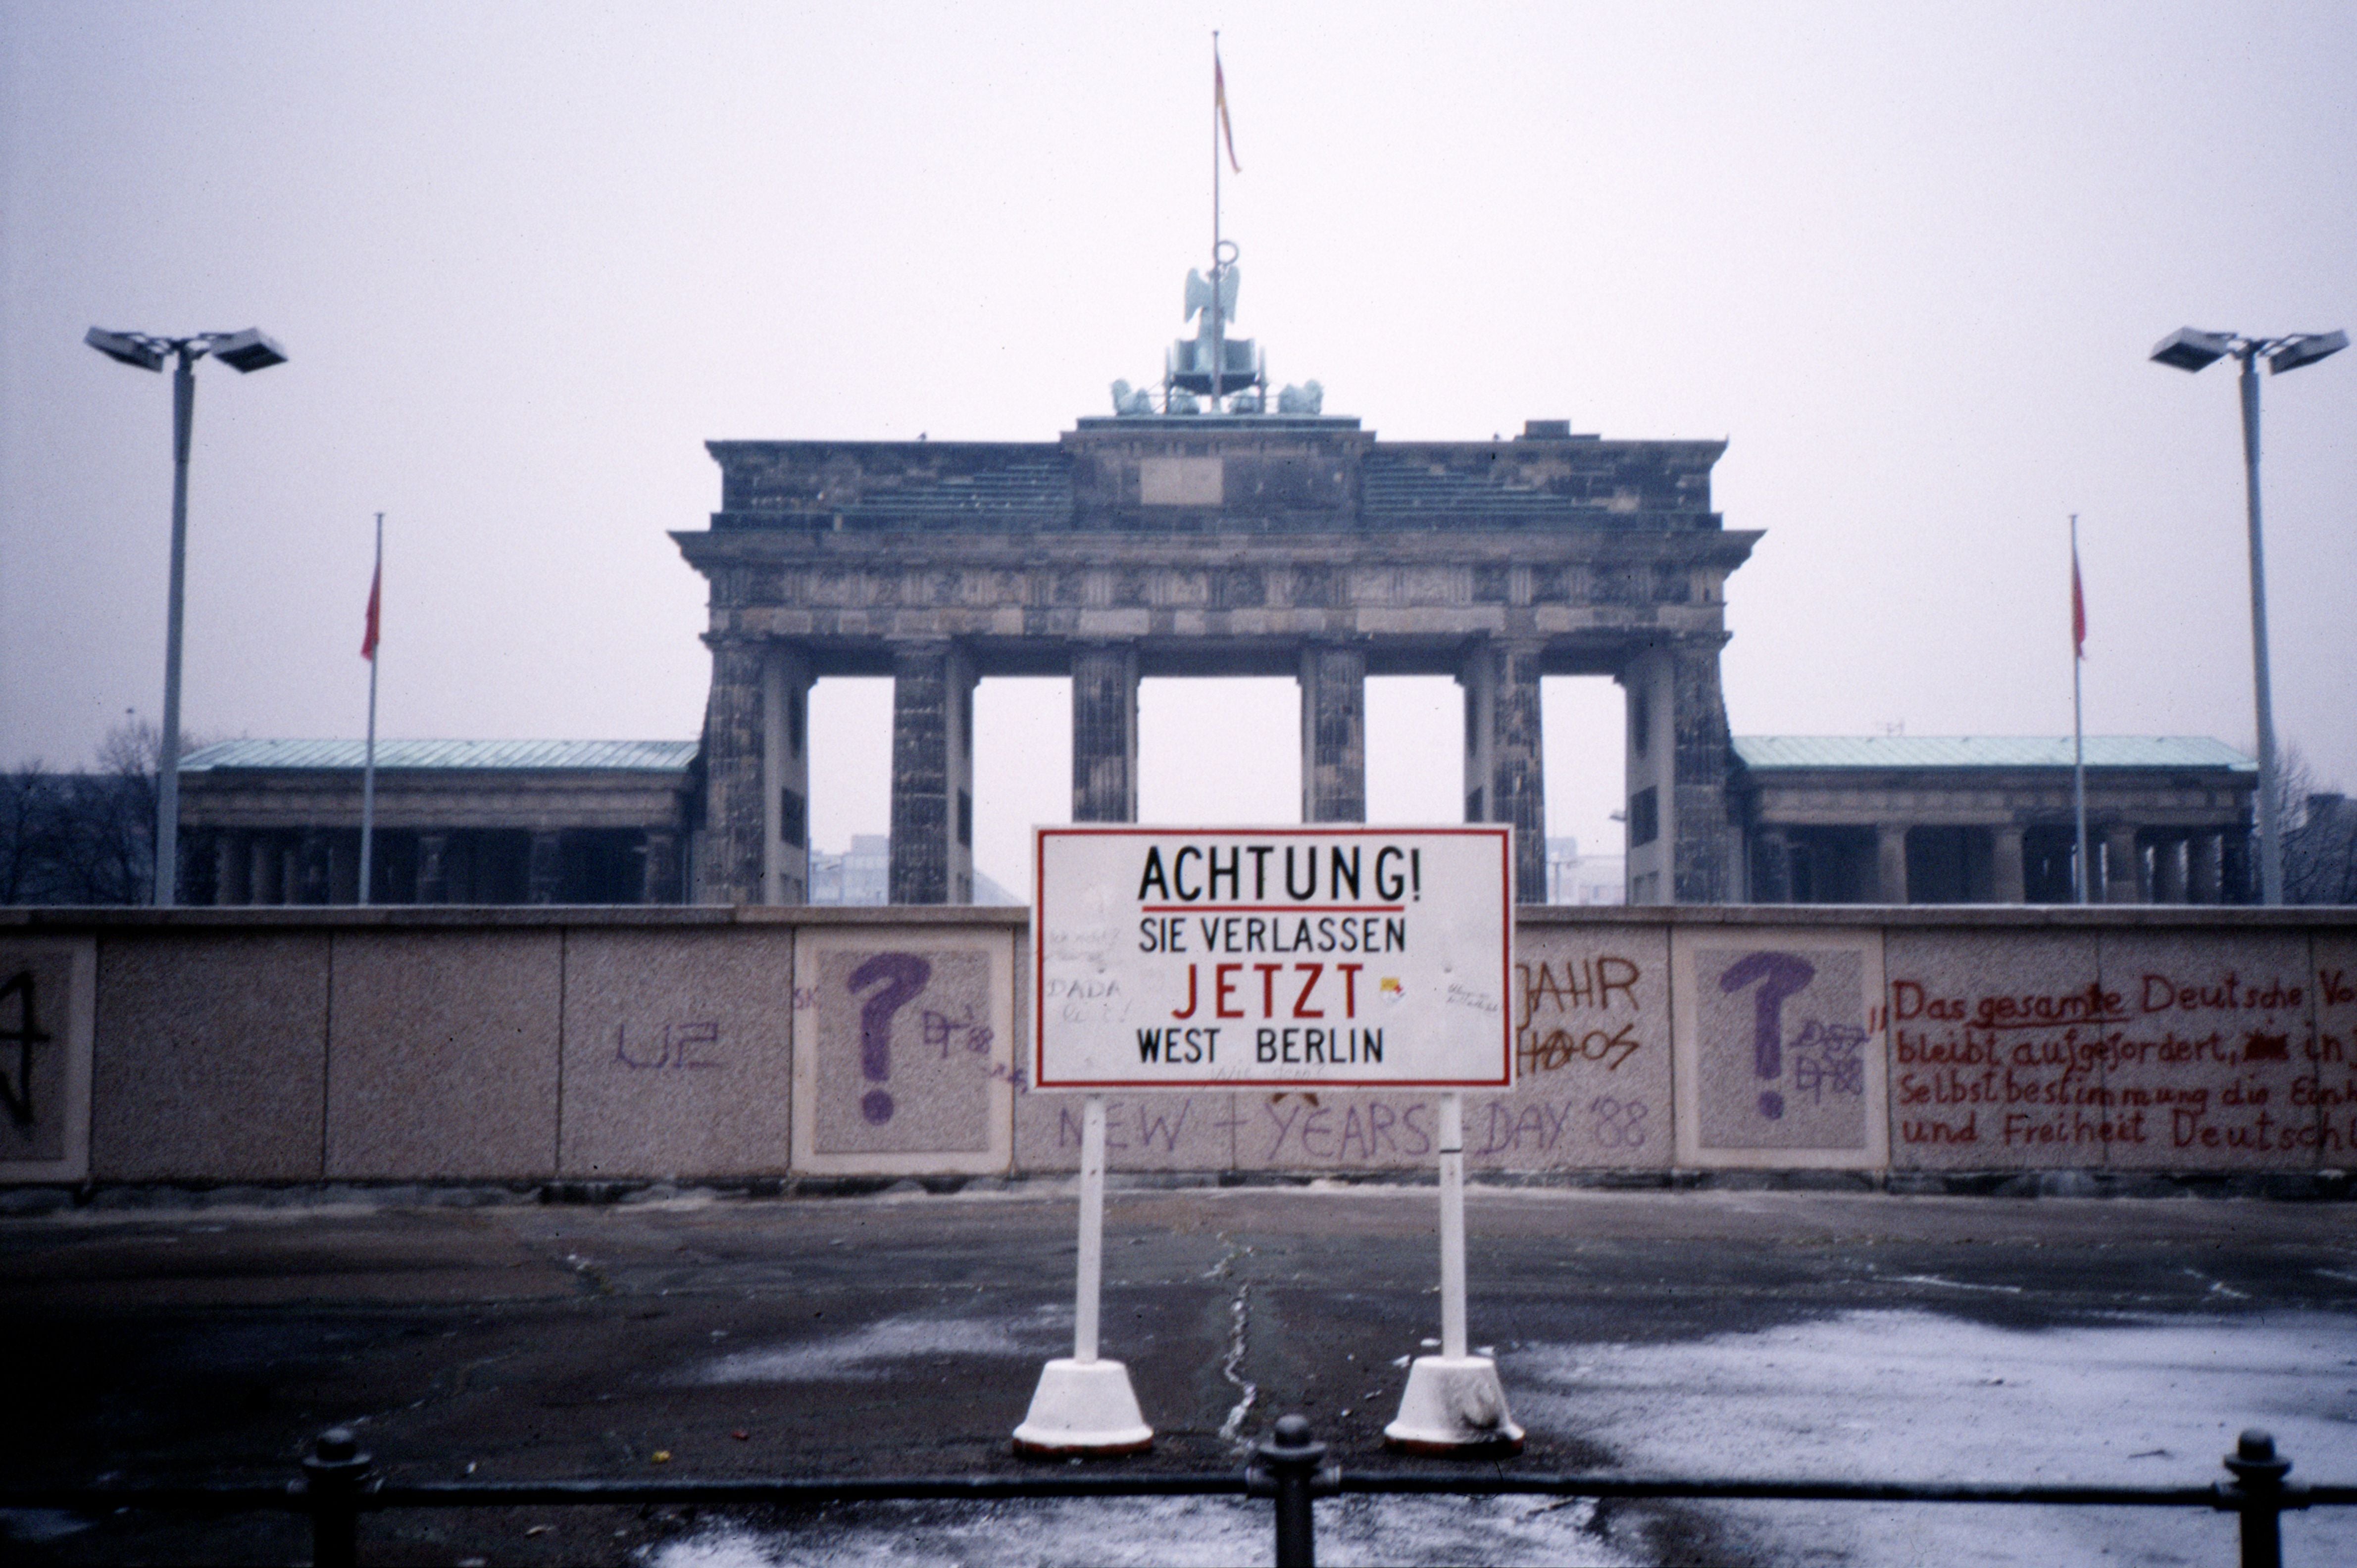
left=1031, top=825, right=1514, bottom=1091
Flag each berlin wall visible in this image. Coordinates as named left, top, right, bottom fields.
left=2, top=906, right=2352, bottom=1187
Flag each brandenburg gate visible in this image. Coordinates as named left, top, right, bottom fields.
left=677, top=405, right=1755, bottom=908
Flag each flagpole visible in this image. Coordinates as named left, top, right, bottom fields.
left=1209, top=31, right=1223, bottom=414
left=2071, top=513, right=2089, bottom=904
left=359, top=512, right=382, bottom=906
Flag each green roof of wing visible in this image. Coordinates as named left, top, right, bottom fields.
left=1732, top=736, right=2255, bottom=771
left=180, top=739, right=699, bottom=773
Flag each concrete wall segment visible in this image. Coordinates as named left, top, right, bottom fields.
left=2313, top=933, right=2357, bottom=1167
left=2094, top=929, right=2320, bottom=1171
left=1883, top=930, right=2106, bottom=1170
left=791, top=924, right=1015, bottom=1176
left=1673, top=925, right=1890, bottom=1170
left=325, top=930, right=561, bottom=1180
left=558, top=928, right=795, bottom=1180
left=90, top=933, right=320, bottom=1181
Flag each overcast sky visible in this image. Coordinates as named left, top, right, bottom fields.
left=3, top=1, right=2352, bottom=897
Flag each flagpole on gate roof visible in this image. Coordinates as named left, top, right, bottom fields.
left=1210, top=31, right=1224, bottom=414
left=358, top=513, right=382, bottom=906
left=2071, top=514, right=2090, bottom=904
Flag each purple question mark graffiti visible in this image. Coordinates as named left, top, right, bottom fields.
left=847, top=953, right=932, bottom=1125
left=1717, top=952, right=1816, bottom=1121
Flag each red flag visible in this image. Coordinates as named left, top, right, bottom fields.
left=1215, top=52, right=1240, bottom=173
left=2070, top=543, right=2086, bottom=661
left=361, top=560, right=381, bottom=661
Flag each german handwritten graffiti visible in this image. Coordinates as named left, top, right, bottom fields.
left=1889, top=937, right=2325, bottom=1166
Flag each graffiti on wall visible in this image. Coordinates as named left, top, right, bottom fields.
left=807, top=944, right=1001, bottom=1158
left=1887, top=936, right=2329, bottom=1167
left=0, top=939, right=89, bottom=1178
left=1689, top=941, right=1877, bottom=1154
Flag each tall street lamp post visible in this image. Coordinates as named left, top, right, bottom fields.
left=2150, top=325, right=2346, bottom=906
left=84, top=326, right=289, bottom=906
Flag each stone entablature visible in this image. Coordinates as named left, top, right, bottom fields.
left=680, top=417, right=1754, bottom=908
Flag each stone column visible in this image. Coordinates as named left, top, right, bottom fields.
left=2104, top=825, right=2143, bottom=904
left=1992, top=826, right=2027, bottom=904
left=1877, top=825, right=1910, bottom=904
left=701, top=636, right=768, bottom=904
left=1071, top=643, right=1140, bottom=823
left=762, top=644, right=815, bottom=903
left=2222, top=828, right=2254, bottom=904
left=1619, top=650, right=1673, bottom=905
left=1752, top=828, right=1793, bottom=903
left=215, top=831, right=250, bottom=906
left=1668, top=641, right=1736, bottom=903
left=889, top=640, right=975, bottom=904
left=283, top=837, right=307, bottom=905
left=1457, top=648, right=1495, bottom=826
left=248, top=835, right=275, bottom=906
left=1493, top=642, right=1547, bottom=903
left=2189, top=832, right=2222, bottom=904
left=641, top=829, right=680, bottom=904
left=1299, top=643, right=1368, bottom=823
left=2153, top=836, right=2187, bottom=903
left=327, top=833, right=359, bottom=904
left=528, top=830, right=563, bottom=904
left=417, top=832, right=450, bottom=904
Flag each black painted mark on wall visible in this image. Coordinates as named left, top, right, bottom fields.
left=0, top=970, right=50, bottom=1128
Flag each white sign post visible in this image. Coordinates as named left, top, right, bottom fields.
left=1010, top=1091, right=1153, bottom=1456
left=1017, top=825, right=1521, bottom=1455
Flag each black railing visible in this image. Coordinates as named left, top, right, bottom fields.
left=8, top=1419, right=2350, bottom=1568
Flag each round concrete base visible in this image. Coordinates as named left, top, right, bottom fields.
left=1011, top=1358, right=1154, bottom=1457
left=1382, top=1354, right=1526, bottom=1456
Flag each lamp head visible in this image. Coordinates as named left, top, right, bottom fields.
left=84, top=327, right=165, bottom=372
left=2151, top=327, right=2234, bottom=373
left=2268, top=330, right=2347, bottom=375
left=208, top=329, right=288, bottom=373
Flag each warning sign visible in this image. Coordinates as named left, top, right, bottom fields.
left=1032, top=826, right=1512, bottom=1090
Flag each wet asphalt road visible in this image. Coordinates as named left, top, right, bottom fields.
left=3, top=1181, right=2355, bottom=1565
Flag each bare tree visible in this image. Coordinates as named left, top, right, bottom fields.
left=0, top=720, right=165, bottom=905
left=2279, top=743, right=2357, bottom=906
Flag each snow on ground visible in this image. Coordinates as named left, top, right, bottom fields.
left=649, top=1309, right=2357, bottom=1567
left=694, top=1308, right=1060, bottom=1384
left=643, top=1494, right=1633, bottom=1568
left=1513, top=1308, right=2357, bottom=1567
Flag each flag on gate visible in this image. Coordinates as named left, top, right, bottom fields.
left=1215, top=49, right=1240, bottom=172
left=361, top=559, right=381, bottom=661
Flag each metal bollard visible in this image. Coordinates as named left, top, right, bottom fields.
left=2218, top=1428, right=2295, bottom=1568
left=298, top=1426, right=373, bottom=1568
left=1246, top=1414, right=1340, bottom=1568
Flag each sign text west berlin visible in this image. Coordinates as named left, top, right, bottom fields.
left=1033, top=826, right=1512, bottom=1090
